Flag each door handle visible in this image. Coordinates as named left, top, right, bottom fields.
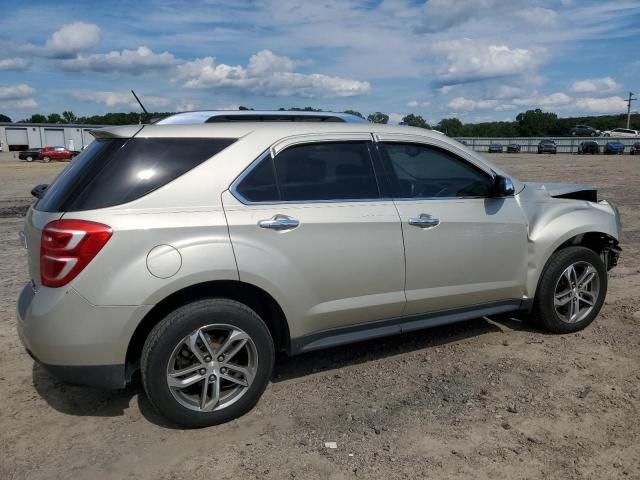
left=408, top=214, right=440, bottom=229
left=258, top=215, right=300, bottom=231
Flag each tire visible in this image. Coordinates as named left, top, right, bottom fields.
left=141, top=298, right=275, bottom=428
left=26, top=156, right=33, bottom=162
left=532, top=247, right=607, bottom=334
left=42, top=156, right=51, bottom=163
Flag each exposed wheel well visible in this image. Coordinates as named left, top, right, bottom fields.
left=125, top=281, right=290, bottom=376
left=552, top=232, right=620, bottom=270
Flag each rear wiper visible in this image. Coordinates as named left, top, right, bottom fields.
left=31, top=184, right=48, bottom=199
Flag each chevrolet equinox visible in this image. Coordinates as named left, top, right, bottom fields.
left=17, top=121, right=621, bottom=427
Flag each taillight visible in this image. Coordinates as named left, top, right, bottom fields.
left=40, top=219, right=112, bottom=288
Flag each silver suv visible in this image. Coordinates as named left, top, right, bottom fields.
left=17, top=122, right=621, bottom=427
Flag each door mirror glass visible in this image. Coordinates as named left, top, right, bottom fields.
left=492, top=175, right=515, bottom=197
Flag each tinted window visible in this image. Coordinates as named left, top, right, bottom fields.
left=235, top=142, right=379, bottom=202
left=235, top=155, right=279, bottom=202
left=382, top=143, right=492, bottom=198
left=275, top=142, right=379, bottom=201
left=36, top=137, right=235, bottom=212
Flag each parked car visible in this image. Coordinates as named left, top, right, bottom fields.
left=602, top=128, right=639, bottom=138
left=39, top=146, right=80, bottom=162
left=570, top=125, right=600, bottom=137
left=604, top=141, right=625, bottom=154
left=577, top=141, right=600, bottom=155
left=17, top=123, right=621, bottom=427
left=18, top=148, right=44, bottom=162
left=537, top=139, right=557, bottom=154
left=488, top=143, right=503, bottom=153
left=506, top=143, right=521, bottom=153
left=630, top=142, right=640, bottom=155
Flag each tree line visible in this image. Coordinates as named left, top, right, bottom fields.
left=2, top=107, right=637, bottom=137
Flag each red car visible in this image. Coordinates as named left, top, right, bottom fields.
left=38, top=146, right=80, bottom=162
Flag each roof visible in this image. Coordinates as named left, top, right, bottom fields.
left=154, top=110, right=368, bottom=125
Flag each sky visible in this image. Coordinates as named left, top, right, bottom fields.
left=0, top=0, right=639, bottom=124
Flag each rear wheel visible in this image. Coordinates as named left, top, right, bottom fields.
left=532, top=247, right=607, bottom=333
left=141, top=298, right=275, bottom=428
left=42, top=156, right=51, bottom=163
left=26, top=156, right=33, bottom=162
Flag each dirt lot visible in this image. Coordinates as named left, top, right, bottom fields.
left=1, top=151, right=638, bottom=480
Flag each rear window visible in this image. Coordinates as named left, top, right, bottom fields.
left=36, top=137, right=235, bottom=212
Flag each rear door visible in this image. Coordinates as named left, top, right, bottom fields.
left=374, top=134, right=528, bottom=315
left=222, top=135, right=406, bottom=340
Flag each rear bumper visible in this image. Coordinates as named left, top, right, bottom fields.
left=16, top=282, right=151, bottom=389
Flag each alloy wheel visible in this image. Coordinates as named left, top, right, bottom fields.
left=553, top=261, right=600, bottom=323
left=166, top=324, right=258, bottom=412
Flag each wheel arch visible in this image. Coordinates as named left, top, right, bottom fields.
left=125, top=280, right=291, bottom=376
left=526, top=230, right=620, bottom=303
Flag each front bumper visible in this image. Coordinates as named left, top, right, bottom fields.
left=16, top=283, right=151, bottom=389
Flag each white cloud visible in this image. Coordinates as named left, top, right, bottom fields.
left=437, top=85, right=454, bottom=95
left=448, top=97, right=499, bottom=111
left=515, top=7, right=559, bottom=26
left=44, top=22, right=100, bottom=57
left=570, top=76, right=621, bottom=94
left=0, top=58, right=29, bottom=71
left=175, top=49, right=371, bottom=98
left=74, top=91, right=171, bottom=109
left=416, top=0, right=516, bottom=33
left=407, top=100, right=430, bottom=108
left=432, top=40, right=545, bottom=86
left=0, top=84, right=35, bottom=100
left=574, top=96, right=627, bottom=113
left=0, top=84, right=36, bottom=110
left=512, top=92, right=573, bottom=107
left=387, top=112, right=406, bottom=124
left=60, top=46, right=179, bottom=73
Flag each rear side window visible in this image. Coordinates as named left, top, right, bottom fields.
left=36, top=137, right=235, bottom=212
left=234, top=142, right=380, bottom=202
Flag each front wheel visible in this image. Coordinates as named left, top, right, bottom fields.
left=141, top=298, right=275, bottom=428
left=42, top=156, right=51, bottom=163
left=26, top=156, right=33, bottom=162
left=532, top=247, right=607, bottom=333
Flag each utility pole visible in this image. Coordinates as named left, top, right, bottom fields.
left=626, top=91, right=636, bottom=129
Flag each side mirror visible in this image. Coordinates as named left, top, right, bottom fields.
left=31, top=184, right=49, bottom=199
left=492, top=175, right=515, bottom=197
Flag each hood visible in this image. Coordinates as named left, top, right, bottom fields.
left=521, top=182, right=597, bottom=202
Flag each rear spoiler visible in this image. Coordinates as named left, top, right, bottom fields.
left=89, top=125, right=144, bottom=139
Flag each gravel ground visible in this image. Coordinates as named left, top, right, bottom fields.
left=0, top=151, right=638, bottom=480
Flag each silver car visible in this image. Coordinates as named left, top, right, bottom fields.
left=17, top=122, right=621, bottom=427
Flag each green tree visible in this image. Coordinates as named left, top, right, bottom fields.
left=46, top=113, right=63, bottom=124
left=0, top=113, right=11, bottom=122
left=343, top=109, right=364, bottom=119
left=437, top=118, right=464, bottom=136
left=62, top=111, right=77, bottom=123
left=367, top=112, right=389, bottom=124
left=21, top=114, right=47, bottom=123
left=402, top=113, right=430, bottom=129
left=516, top=109, right=558, bottom=137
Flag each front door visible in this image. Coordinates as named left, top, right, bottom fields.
left=222, top=136, right=406, bottom=340
left=376, top=138, right=528, bottom=315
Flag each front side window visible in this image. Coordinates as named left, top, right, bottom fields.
left=235, top=142, right=380, bottom=202
left=381, top=142, right=493, bottom=198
